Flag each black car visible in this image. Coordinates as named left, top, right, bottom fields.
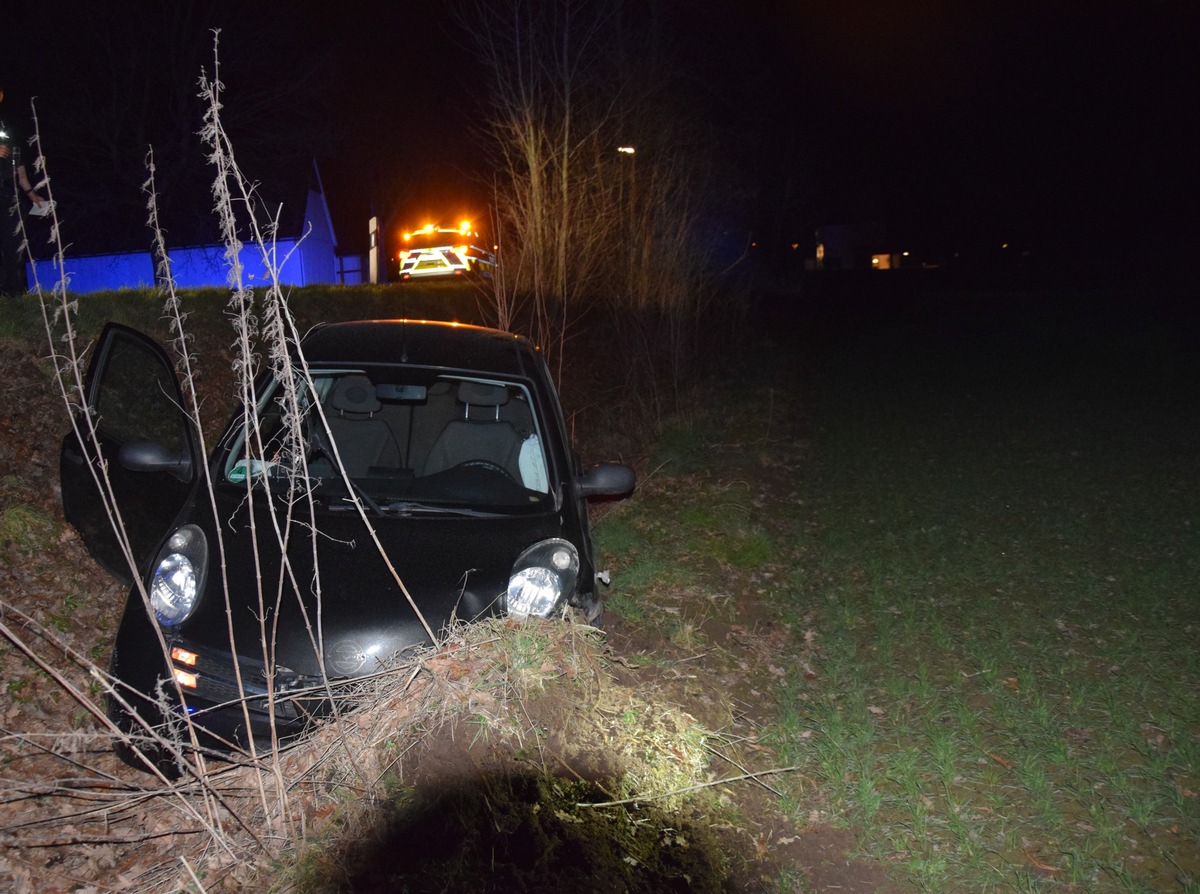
left=60, top=319, right=634, bottom=765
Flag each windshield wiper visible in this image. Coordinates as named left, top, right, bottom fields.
left=380, top=501, right=510, bottom=518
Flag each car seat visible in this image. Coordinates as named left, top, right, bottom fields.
left=325, top=375, right=401, bottom=476
left=422, top=382, right=524, bottom=480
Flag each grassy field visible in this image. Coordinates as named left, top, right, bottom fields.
left=598, top=287, right=1200, bottom=891
left=2, top=281, right=1195, bottom=890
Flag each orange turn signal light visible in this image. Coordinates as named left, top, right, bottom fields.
left=171, top=647, right=198, bottom=667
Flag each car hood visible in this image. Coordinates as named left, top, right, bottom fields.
left=174, top=491, right=563, bottom=678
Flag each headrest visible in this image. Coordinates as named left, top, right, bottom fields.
left=457, top=381, right=509, bottom=407
left=330, top=375, right=381, bottom=414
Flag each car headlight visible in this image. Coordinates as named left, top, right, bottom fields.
left=506, top=539, right=580, bottom=619
left=148, top=524, right=207, bottom=626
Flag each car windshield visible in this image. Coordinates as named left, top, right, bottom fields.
left=223, top=369, right=552, bottom=512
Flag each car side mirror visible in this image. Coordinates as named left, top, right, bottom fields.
left=117, top=439, right=193, bottom=482
left=578, top=462, right=636, bottom=499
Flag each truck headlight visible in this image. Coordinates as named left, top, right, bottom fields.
left=506, top=539, right=579, bottom=619
left=148, top=525, right=207, bottom=626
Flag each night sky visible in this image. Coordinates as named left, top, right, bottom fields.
left=675, top=1, right=1198, bottom=265
left=6, top=1, right=1196, bottom=267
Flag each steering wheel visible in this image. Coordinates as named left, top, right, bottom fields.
left=453, top=459, right=517, bottom=482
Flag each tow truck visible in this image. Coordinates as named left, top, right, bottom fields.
left=397, top=221, right=496, bottom=281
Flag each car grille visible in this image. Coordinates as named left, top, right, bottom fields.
left=169, top=639, right=325, bottom=722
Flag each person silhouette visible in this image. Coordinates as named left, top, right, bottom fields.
left=1, top=86, right=53, bottom=294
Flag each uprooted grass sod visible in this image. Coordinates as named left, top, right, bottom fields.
left=597, top=291, right=1199, bottom=892
left=241, top=617, right=736, bottom=893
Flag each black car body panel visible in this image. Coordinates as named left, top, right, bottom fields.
left=173, top=491, right=564, bottom=670
left=61, top=319, right=634, bottom=762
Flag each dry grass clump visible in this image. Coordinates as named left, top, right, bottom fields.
left=122, top=614, right=720, bottom=891
left=0, top=504, right=56, bottom=552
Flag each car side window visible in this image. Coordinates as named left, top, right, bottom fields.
left=93, top=334, right=186, bottom=453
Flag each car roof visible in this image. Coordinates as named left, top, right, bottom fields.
left=300, top=319, right=541, bottom=378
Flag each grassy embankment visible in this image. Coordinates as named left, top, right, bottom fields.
left=596, top=289, right=1199, bottom=892
left=0, top=281, right=493, bottom=346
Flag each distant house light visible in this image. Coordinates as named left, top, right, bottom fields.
left=616, top=146, right=636, bottom=154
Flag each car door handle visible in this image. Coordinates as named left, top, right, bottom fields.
left=63, top=446, right=85, bottom=466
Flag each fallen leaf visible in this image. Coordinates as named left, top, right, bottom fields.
left=1022, top=846, right=1063, bottom=873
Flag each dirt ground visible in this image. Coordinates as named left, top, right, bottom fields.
left=0, top=333, right=895, bottom=893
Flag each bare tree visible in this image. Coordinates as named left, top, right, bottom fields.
left=457, top=0, right=729, bottom=403
left=458, top=0, right=613, bottom=363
